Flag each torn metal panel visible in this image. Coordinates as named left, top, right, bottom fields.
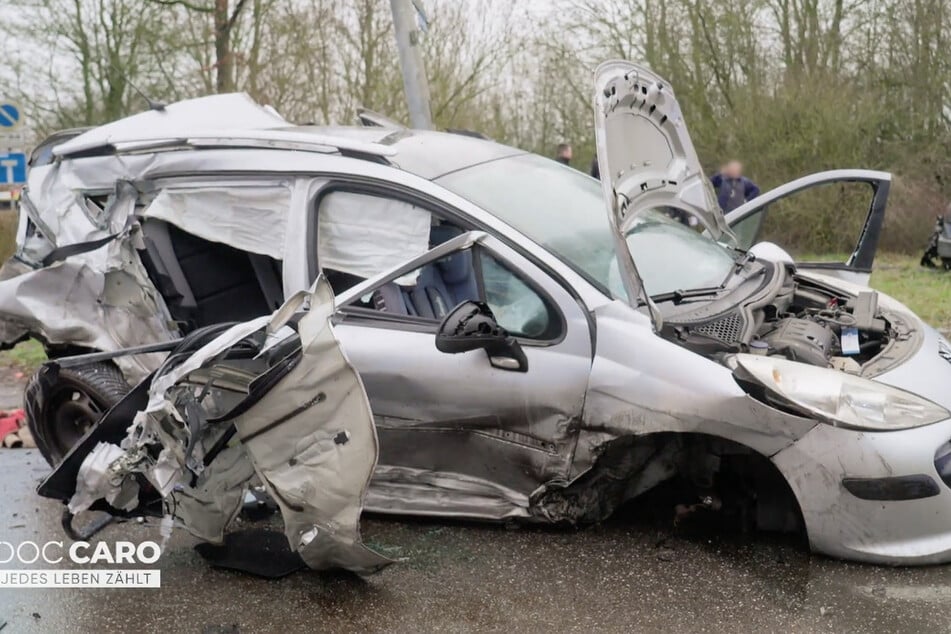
left=27, top=156, right=156, bottom=248
left=0, top=150, right=299, bottom=375
left=173, top=444, right=257, bottom=544
left=228, top=280, right=391, bottom=573
left=64, top=279, right=391, bottom=574
left=71, top=442, right=141, bottom=513
left=20, top=175, right=138, bottom=266
left=0, top=158, right=178, bottom=377
left=0, top=218, right=176, bottom=380
left=531, top=435, right=682, bottom=524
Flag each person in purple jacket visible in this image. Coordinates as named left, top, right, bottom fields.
left=710, top=160, right=760, bottom=212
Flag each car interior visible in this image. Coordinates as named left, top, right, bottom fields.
left=136, top=193, right=552, bottom=340
left=315, top=189, right=479, bottom=321
left=138, top=218, right=284, bottom=332
left=328, top=221, right=558, bottom=340
left=357, top=224, right=479, bottom=320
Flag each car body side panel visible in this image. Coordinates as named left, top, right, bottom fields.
left=332, top=235, right=594, bottom=518
left=339, top=323, right=587, bottom=516
left=226, top=281, right=392, bottom=573
left=578, top=300, right=819, bottom=477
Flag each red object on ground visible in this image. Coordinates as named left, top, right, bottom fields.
left=0, top=409, right=28, bottom=448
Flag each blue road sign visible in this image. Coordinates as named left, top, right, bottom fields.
left=0, top=152, right=27, bottom=185
left=0, top=105, right=20, bottom=128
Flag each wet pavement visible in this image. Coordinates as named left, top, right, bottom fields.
left=2, top=451, right=951, bottom=633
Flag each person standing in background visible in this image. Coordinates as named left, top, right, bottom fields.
left=710, top=160, right=760, bottom=212
left=554, top=143, right=572, bottom=166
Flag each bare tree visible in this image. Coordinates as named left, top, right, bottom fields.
left=2, top=0, right=181, bottom=130
left=4, top=0, right=951, bottom=252
left=147, top=0, right=249, bottom=92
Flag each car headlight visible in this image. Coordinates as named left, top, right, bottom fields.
left=732, top=353, right=950, bottom=431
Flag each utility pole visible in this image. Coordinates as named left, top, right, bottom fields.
left=389, top=0, right=433, bottom=130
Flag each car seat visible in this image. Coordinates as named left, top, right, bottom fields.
left=405, top=225, right=477, bottom=319
left=370, top=225, right=478, bottom=319
left=139, top=219, right=283, bottom=331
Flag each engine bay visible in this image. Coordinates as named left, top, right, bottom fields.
left=658, top=258, right=919, bottom=376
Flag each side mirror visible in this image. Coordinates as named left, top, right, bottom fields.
left=435, top=301, right=528, bottom=372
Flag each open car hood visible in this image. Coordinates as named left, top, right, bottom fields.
left=593, top=61, right=728, bottom=235
left=38, top=278, right=391, bottom=575
left=593, top=60, right=733, bottom=313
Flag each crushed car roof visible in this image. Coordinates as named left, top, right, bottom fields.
left=51, top=93, right=524, bottom=181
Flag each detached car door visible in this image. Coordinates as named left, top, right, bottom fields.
left=723, top=169, right=891, bottom=286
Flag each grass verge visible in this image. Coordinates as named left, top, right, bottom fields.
left=870, top=254, right=951, bottom=333
left=0, top=339, right=47, bottom=374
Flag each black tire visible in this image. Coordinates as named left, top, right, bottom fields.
left=25, top=362, right=130, bottom=466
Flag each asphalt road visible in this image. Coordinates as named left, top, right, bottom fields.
left=3, top=450, right=951, bottom=633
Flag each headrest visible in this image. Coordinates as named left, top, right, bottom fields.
left=429, top=224, right=472, bottom=284
left=429, top=224, right=462, bottom=246
left=436, top=250, right=473, bottom=284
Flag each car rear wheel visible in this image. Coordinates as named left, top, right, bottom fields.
left=25, top=362, right=130, bottom=466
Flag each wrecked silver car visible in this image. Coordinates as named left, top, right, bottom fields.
left=8, top=62, right=951, bottom=570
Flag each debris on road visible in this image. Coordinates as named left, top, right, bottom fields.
left=0, top=409, right=32, bottom=448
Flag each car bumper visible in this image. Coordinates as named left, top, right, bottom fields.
left=773, top=416, right=951, bottom=565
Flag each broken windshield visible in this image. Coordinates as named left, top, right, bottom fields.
left=437, top=153, right=735, bottom=298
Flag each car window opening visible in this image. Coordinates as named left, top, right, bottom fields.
left=138, top=219, right=284, bottom=333
left=315, top=191, right=556, bottom=339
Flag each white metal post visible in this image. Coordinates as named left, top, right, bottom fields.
left=389, top=0, right=433, bottom=130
